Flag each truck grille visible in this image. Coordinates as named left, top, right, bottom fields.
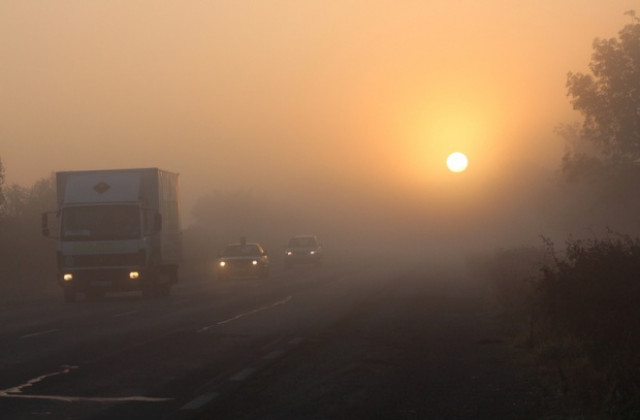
left=65, top=253, right=142, bottom=268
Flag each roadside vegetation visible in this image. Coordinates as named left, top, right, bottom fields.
left=479, top=12, right=640, bottom=418
left=477, top=236, right=640, bottom=419
left=0, top=162, right=58, bottom=301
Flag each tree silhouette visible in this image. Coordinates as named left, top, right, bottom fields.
left=563, top=11, right=640, bottom=180
left=0, top=156, right=5, bottom=212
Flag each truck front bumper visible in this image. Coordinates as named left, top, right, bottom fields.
left=58, top=268, right=148, bottom=293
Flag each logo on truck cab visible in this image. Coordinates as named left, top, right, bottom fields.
left=93, top=182, right=111, bottom=194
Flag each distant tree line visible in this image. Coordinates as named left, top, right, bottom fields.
left=0, top=157, right=57, bottom=300
left=0, top=158, right=5, bottom=208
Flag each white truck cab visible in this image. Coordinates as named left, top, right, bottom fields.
left=42, top=168, right=181, bottom=302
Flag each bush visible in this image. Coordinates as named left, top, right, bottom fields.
left=0, top=176, right=58, bottom=301
left=535, top=235, right=640, bottom=417
left=479, top=235, right=640, bottom=417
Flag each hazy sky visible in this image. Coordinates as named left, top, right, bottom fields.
left=1, top=1, right=637, bottom=232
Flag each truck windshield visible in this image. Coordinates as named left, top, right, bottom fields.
left=61, top=205, right=141, bottom=241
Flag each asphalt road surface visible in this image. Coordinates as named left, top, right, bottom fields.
left=0, top=260, right=543, bottom=420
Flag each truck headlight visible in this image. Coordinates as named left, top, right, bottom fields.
left=129, top=271, right=140, bottom=279
left=63, top=273, right=73, bottom=281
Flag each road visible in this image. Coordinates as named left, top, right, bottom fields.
left=0, top=260, right=543, bottom=419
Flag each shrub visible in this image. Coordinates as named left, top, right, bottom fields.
left=534, top=235, right=640, bottom=417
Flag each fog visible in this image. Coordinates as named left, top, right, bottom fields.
left=2, top=1, right=637, bottom=259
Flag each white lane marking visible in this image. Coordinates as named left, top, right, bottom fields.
left=1, top=393, right=172, bottom=402
left=263, top=350, right=284, bottom=360
left=217, top=296, right=292, bottom=326
left=19, top=329, right=60, bottom=339
left=181, top=392, right=219, bottom=410
left=2, top=365, right=78, bottom=395
left=0, top=365, right=171, bottom=403
left=229, top=367, right=256, bottom=381
left=111, top=310, right=138, bottom=318
left=197, top=295, right=293, bottom=333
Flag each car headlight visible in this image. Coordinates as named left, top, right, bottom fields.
left=286, top=251, right=292, bottom=256
left=219, top=261, right=227, bottom=268
left=252, top=260, right=258, bottom=266
left=309, top=250, right=315, bottom=255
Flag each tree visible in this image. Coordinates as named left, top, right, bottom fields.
left=557, top=12, right=640, bottom=234
left=563, top=11, right=640, bottom=180
left=0, top=156, right=5, bottom=212
left=0, top=175, right=57, bottom=299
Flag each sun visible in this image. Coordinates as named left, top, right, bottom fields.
left=446, top=152, right=468, bottom=173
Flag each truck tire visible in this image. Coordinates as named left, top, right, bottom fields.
left=141, top=281, right=156, bottom=299
left=141, top=274, right=157, bottom=299
left=142, top=268, right=172, bottom=298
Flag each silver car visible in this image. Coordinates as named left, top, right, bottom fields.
left=284, top=235, right=323, bottom=268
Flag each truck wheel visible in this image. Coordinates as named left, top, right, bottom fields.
left=141, top=282, right=155, bottom=299
left=142, top=268, right=161, bottom=298
left=63, top=286, right=76, bottom=303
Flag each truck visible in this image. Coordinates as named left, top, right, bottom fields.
left=42, top=168, right=182, bottom=302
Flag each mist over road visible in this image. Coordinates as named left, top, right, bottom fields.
left=0, top=260, right=540, bottom=419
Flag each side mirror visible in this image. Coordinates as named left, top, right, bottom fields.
left=154, top=213, right=162, bottom=232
